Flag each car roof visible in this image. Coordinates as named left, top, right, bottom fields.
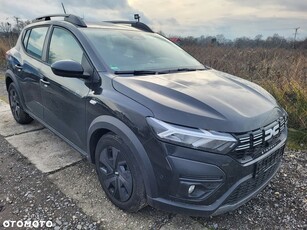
left=30, top=14, right=154, bottom=33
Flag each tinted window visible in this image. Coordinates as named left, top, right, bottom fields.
left=27, top=27, right=48, bottom=59
left=48, top=27, right=83, bottom=64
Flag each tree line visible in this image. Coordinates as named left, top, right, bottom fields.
left=0, top=18, right=31, bottom=35
left=170, top=34, right=307, bottom=49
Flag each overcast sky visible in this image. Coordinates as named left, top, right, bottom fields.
left=0, top=0, right=306, bottom=39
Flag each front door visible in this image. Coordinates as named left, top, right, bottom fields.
left=40, top=26, right=92, bottom=151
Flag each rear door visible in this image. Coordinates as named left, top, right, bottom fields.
left=18, top=26, right=49, bottom=119
left=40, top=26, right=92, bottom=151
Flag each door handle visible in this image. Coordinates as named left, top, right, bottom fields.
left=89, top=99, right=98, bottom=105
left=15, top=64, right=23, bottom=71
left=40, top=78, right=50, bottom=87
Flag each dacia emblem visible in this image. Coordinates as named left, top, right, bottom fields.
left=264, top=124, right=280, bottom=141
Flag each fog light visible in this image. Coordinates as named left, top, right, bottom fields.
left=188, top=185, right=195, bottom=194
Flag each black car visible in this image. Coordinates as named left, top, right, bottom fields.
left=5, top=14, right=287, bottom=216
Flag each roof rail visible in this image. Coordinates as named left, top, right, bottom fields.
left=34, top=14, right=87, bottom=27
left=105, top=21, right=154, bottom=33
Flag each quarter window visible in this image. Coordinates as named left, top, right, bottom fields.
left=22, top=30, right=30, bottom=49
left=48, top=27, right=83, bottom=64
left=26, top=27, right=48, bottom=59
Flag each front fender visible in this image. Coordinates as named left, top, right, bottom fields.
left=87, top=115, right=157, bottom=197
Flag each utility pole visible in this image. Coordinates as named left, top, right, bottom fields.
left=13, top=16, right=19, bottom=33
left=12, top=16, right=23, bottom=35
left=14, top=16, right=19, bottom=25
left=293, top=27, right=300, bottom=48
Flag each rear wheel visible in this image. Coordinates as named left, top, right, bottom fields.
left=95, top=133, right=146, bottom=212
left=8, top=83, right=33, bottom=124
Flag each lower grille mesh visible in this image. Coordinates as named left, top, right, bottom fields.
left=224, top=147, right=284, bottom=205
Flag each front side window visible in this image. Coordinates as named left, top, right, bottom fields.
left=48, top=27, right=83, bottom=64
left=26, top=27, right=49, bottom=59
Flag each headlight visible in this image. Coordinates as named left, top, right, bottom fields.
left=147, top=117, right=237, bottom=154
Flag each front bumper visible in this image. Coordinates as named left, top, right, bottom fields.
left=145, top=134, right=286, bottom=216
left=148, top=161, right=280, bottom=216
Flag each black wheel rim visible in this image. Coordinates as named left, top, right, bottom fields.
left=9, top=88, right=21, bottom=120
left=98, top=146, right=133, bottom=202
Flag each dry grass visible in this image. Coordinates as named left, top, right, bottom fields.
left=183, top=45, right=307, bottom=130
left=0, top=37, right=11, bottom=68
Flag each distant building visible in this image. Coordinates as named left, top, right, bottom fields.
left=168, top=37, right=181, bottom=45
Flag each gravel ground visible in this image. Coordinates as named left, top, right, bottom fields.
left=0, top=136, right=101, bottom=229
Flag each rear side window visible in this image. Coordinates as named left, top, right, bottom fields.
left=26, top=27, right=48, bottom=59
left=48, top=27, right=83, bottom=64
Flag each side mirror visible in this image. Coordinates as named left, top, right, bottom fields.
left=51, top=60, right=88, bottom=78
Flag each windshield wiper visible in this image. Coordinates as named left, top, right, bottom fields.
left=158, top=68, right=206, bottom=74
left=114, top=67, right=208, bottom=76
left=114, top=70, right=157, bottom=76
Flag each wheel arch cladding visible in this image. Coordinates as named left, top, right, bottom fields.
left=5, top=70, right=15, bottom=90
left=5, top=75, right=13, bottom=90
left=87, top=115, right=158, bottom=197
left=5, top=70, right=26, bottom=109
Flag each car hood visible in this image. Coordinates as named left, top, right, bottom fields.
left=112, top=69, right=285, bottom=133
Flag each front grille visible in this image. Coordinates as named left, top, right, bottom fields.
left=224, top=146, right=284, bottom=205
left=254, top=146, right=284, bottom=176
left=231, top=116, right=287, bottom=162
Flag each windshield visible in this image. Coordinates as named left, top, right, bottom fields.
left=82, top=28, right=203, bottom=73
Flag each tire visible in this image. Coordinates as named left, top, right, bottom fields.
left=8, top=83, right=33, bottom=124
left=95, top=133, right=147, bottom=212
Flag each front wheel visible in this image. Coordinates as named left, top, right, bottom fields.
left=8, top=83, right=33, bottom=124
left=95, top=133, right=147, bottom=212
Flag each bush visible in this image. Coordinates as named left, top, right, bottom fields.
left=0, top=38, right=9, bottom=68
left=0, top=35, right=18, bottom=68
